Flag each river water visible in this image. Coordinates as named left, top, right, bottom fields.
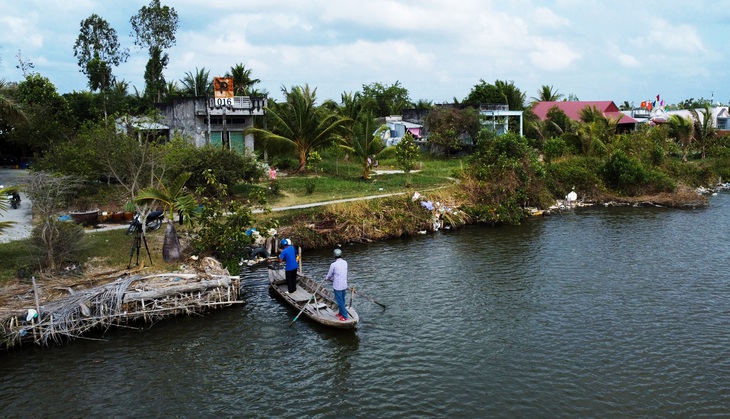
left=2, top=193, right=730, bottom=417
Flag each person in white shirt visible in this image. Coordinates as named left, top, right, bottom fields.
left=326, top=248, right=349, bottom=321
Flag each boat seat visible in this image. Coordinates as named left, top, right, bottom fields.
left=309, top=302, right=327, bottom=310
left=289, top=289, right=311, bottom=302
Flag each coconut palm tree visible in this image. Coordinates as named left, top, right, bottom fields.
left=227, top=64, right=261, bottom=96
left=0, top=185, right=16, bottom=236
left=666, top=114, right=695, bottom=163
left=135, top=172, right=197, bottom=262
left=179, top=67, right=211, bottom=97
left=690, top=103, right=715, bottom=159
left=248, top=84, right=348, bottom=173
left=337, top=110, right=388, bottom=180
left=0, top=79, right=26, bottom=124
left=530, top=85, right=564, bottom=104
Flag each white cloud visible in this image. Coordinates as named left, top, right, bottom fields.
left=1, top=1, right=729, bottom=106
left=529, top=39, right=582, bottom=71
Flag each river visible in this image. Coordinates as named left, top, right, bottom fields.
left=2, top=193, right=730, bottom=417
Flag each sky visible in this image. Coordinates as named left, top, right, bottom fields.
left=1, top=0, right=729, bottom=107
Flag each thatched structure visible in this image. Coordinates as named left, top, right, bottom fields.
left=0, top=257, right=241, bottom=349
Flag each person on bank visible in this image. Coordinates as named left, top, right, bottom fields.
left=326, top=248, right=349, bottom=321
left=278, top=238, right=299, bottom=294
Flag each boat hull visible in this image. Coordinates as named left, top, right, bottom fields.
left=268, top=266, right=358, bottom=329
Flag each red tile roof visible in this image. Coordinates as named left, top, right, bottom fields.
left=532, top=101, right=638, bottom=124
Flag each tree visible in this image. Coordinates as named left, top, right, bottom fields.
left=25, top=172, right=86, bottom=271
left=424, top=106, right=480, bottom=155
left=530, top=85, right=563, bottom=104
left=464, top=79, right=525, bottom=110
left=73, top=14, right=129, bottom=118
left=130, top=0, right=179, bottom=103
left=361, top=81, right=411, bottom=117
left=179, top=67, right=211, bottom=97
left=395, top=132, right=421, bottom=186
left=0, top=79, right=27, bottom=125
left=227, top=64, right=261, bottom=96
left=248, top=85, right=348, bottom=173
left=562, top=107, right=620, bottom=157
left=414, top=99, right=433, bottom=110
left=337, top=109, right=388, bottom=180
left=9, top=74, right=73, bottom=157
left=142, top=46, right=169, bottom=103
left=690, top=103, right=716, bottom=159
left=0, top=185, right=16, bottom=236
left=666, top=114, right=694, bottom=162
left=136, top=172, right=197, bottom=261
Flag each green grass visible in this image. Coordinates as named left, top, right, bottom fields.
left=255, top=157, right=462, bottom=208
left=0, top=227, right=180, bottom=283
left=0, top=155, right=464, bottom=282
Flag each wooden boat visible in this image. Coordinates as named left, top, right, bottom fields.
left=267, top=264, right=359, bottom=329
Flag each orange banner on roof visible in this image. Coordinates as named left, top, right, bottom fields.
left=214, top=77, right=234, bottom=98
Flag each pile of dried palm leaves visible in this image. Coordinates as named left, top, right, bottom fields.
left=0, top=257, right=241, bottom=349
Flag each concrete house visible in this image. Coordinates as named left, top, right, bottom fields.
left=154, top=96, right=268, bottom=153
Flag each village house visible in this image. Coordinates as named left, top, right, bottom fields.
left=531, top=100, right=639, bottom=132
left=117, top=95, right=268, bottom=154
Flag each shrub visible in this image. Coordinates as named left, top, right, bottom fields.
left=600, top=150, right=648, bottom=195
left=545, top=157, right=604, bottom=199
left=28, top=220, right=88, bottom=271
left=165, top=145, right=265, bottom=195
left=304, top=179, right=316, bottom=195
left=543, top=137, right=566, bottom=162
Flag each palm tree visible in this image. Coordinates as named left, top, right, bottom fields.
left=563, top=106, right=620, bottom=156
left=248, top=84, right=348, bottom=173
left=179, top=67, right=211, bottom=97
left=530, top=85, right=563, bottom=104
left=0, top=185, right=17, bottom=236
left=227, top=64, right=261, bottom=96
left=690, top=103, right=715, bottom=159
left=414, top=99, right=433, bottom=110
left=0, top=79, right=27, bottom=124
left=666, top=114, right=694, bottom=163
left=338, top=110, right=388, bottom=179
left=165, top=80, right=181, bottom=99
left=135, top=172, right=198, bottom=261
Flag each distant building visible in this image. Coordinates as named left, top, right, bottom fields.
left=156, top=96, right=267, bottom=153
left=380, top=115, right=424, bottom=146
left=532, top=100, right=639, bottom=132
left=479, top=103, right=523, bottom=136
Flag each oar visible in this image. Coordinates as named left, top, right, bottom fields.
left=353, top=288, right=387, bottom=309
left=289, top=276, right=327, bottom=327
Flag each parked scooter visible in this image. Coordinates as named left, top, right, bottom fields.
left=126, top=210, right=164, bottom=235
left=4, top=188, right=21, bottom=209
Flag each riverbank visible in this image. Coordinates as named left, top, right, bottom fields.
left=0, top=180, right=711, bottom=349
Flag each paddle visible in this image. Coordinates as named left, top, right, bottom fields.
left=352, top=288, right=387, bottom=309
left=289, top=276, right=327, bottom=327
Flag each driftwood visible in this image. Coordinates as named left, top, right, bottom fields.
left=0, top=257, right=241, bottom=349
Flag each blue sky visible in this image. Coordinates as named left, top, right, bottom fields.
left=1, top=0, right=729, bottom=107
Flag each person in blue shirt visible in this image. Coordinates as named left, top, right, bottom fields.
left=278, top=238, right=299, bottom=293
left=326, top=248, right=349, bottom=321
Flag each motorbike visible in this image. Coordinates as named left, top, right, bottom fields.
left=6, top=189, right=20, bottom=209
left=126, top=210, right=164, bottom=235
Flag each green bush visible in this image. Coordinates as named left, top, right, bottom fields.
left=545, top=157, right=603, bottom=198
left=543, top=137, right=566, bottom=162
left=304, top=179, right=316, bottom=195
left=645, top=170, right=676, bottom=193
left=600, top=150, right=648, bottom=195
left=166, top=145, right=265, bottom=195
